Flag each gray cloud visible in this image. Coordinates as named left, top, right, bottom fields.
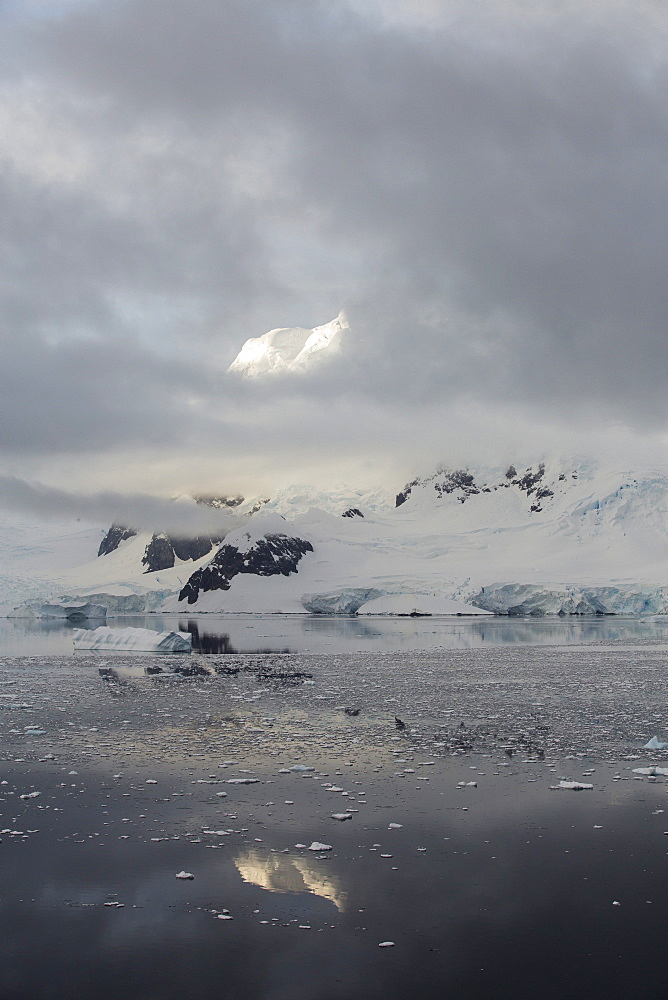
left=0, top=475, right=240, bottom=534
left=1, top=0, right=667, bottom=497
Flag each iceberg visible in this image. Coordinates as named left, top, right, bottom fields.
left=73, top=626, right=192, bottom=653
left=644, top=737, right=668, bottom=750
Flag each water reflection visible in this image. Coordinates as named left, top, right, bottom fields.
left=234, top=848, right=346, bottom=911
left=0, top=612, right=667, bottom=656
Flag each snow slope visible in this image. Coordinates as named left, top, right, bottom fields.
left=227, top=311, right=348, bottom=377
left=4, top=457, right=668, bottom=615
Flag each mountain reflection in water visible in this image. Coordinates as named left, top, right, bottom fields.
left=234, top=848, right=346, bottom=911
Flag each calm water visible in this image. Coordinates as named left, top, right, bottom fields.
left=0, top=612, right=667, bottom=656
left=2, top=643, right=668, bottom=1000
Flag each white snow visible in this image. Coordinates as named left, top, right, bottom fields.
left=72, top=626, right=192, bottom=652
left=228, top=311, right=348, bottom=377
left=7, top=456, right=668, bottom=615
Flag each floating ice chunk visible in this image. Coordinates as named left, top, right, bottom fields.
left=632, top=766, right=668, bottom=776
left=555, top=781, right=593, bottom=790
left=388, top=823, right=403, bottom=830
left=287, top=765, right=315, bottom=773
left=73, top=626, right=192, bottom=653
left=644, top=737, right=668, bottom=750
left=226, top=778, right=260, bottom=785
left=378, top=941, right=395, bottom=947
left=175, top=871, right=194, bottom=880
left=19, top=791, right=40, bottom=799
left=308, top=842, right=332, bottom=851
left=331, top=813, right=353, bottom=821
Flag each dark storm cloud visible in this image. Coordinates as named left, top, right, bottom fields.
left=1, top=0, right=667, bottom=487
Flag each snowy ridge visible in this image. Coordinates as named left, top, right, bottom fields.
left=4, top=457, right=668, bottom=615
left=227, top=311, right=348, bottom=377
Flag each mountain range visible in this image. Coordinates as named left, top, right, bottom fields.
left=3, top=456, right=668, bottom=617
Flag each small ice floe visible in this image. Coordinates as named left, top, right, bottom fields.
left=388, top=823, right=403, bottom=830
left=215, top=791, right=228, bottom=797
left=73, top=626, right=192, bottom=653
left=633, top=766, right=668, bottom=776
left=104, top=901, right=124, bottom=907
left=279, top=765, right=315, bottom=773
left=175, top=871, right=194, bottom=880
left=552, top=781, right=594, bottom=791
left=331, top=813, right=353, bottom=821
left=308, top=842, right=332, bottom=852
left=378, top=941, right=395, bottom=948
left=19, top=791, right=41, bottom=800
left=644, top=737, right=668, bottom=750
left=226, top=778, right=260, bottom=784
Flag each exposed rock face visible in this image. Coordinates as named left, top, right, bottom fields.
left=342, top=508, right=364, bottom=518
left=142, top=534, right=177, bottom=572
left=193, top=495, right=245, bottom=509
left=142, top=533, right=223, bottom=573
left=98, top=525, right=137, bottom=556
left=179, top=533, right=313, bottom=605
left=396, top=463, right=561, bottom=512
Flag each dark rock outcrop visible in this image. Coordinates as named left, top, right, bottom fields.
left=98, top=525, right=137, bottom=556
left=342, top=508, right=364, bottom=518
left=193, top=494, right=245, bottom=509
left=179, top=533, right=313, bottom=605
left=396, top=462, right=559, bottom=512
left=142, top=533, right=177, bottom=572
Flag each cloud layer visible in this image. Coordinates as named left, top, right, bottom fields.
left=2, top=0, right=667, bottom=506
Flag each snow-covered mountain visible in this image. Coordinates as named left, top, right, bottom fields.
left=227, top=311, right=348, bottom=377
left=4, top=457, right=668, bottom=616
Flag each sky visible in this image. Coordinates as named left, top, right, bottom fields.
left=1, top=0, right=667, bottom=522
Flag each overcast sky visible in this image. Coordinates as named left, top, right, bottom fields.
left=1, top=0, right=667, bottom=517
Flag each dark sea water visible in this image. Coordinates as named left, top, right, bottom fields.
left=1, top=643, right=668, bottom=999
